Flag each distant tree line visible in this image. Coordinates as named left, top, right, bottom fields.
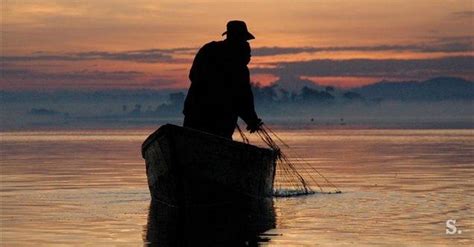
left=121, top=83, right=370, bottom=117
left=251, top=83, right=368, bottom=105
left=125, top=92, right=185, bottom=117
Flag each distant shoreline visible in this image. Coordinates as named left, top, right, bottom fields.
left=1, top=118, right=472, bottom=132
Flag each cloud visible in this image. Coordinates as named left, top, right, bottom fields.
left=144, top=77, right=179, bottom=87
left=3, top=36, right=472, bottom=65
left=2, top=48, right=195, bottom=63
left=1, top=68, right=143, bottom=84
left=252, top=39, right=473, bottom=56
left=253, top=56, right=474, bottom=79
left=452, top=11, right=474, bottom=18
left=421, top=36, right=474, bottom=53
left=252, top=45, right=428, bottom=56
left=0, top=66, right=182, bottom=90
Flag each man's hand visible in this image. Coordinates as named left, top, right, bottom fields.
left=246, top=118, right=263, bottom=133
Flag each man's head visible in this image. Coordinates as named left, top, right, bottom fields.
left=222, top=20, right=255, bottom=42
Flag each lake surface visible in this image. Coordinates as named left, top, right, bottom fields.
left=1, top=127, right=473, bottom=246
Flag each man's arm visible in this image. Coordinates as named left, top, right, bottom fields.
left=237, top=67, right=262, bottom=132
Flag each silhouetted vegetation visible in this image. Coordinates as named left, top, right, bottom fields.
left=29, top=108, right=70, bottom=118
left=252, top=83, right=337, bottom=105
left=2, top=76, right=470, bottom=126
left=29, top=108, right=62, bottom=116
left=342, top=92, right=364, bottom=101
left=114, top=76, right=474, bottom=118
left=122, top=92, right=185, bottom=117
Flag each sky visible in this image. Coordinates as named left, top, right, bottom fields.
left=1, top=0, right=473, bottom=91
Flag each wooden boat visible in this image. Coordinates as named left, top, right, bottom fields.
left=142, top=124, right=277, bottom=207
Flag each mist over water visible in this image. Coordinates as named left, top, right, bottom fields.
left=1, top=127, right=472, bottom=245
left=2, top=76, right=473, bottom=130
left=1, top=99, right=473, bottom=131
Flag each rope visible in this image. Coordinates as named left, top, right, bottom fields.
left=257, top=124, right=342, bottom=195
left=236, top=123, right=250, bottom=144
left=235, top=122, right=341, bottom=196
left=261, top=125, right=341, bottom=193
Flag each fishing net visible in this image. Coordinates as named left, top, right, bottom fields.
left=237, top=124, right=341, bottom=197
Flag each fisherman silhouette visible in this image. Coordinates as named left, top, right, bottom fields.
left=183, top=20, right=262, bottom=139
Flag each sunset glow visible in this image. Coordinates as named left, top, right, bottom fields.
left=2, top=0, right=473, bottom=90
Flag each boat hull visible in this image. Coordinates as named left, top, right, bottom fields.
left=142, top=124, right=277, bottom=207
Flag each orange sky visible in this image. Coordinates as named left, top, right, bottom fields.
left=2, top=0, right=473, bottom=90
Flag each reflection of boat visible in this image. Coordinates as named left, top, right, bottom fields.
left=144, top=199, right=276, bottom=246
left=142, top=124, right=277, bottom=207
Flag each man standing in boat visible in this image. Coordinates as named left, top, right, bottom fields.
left=183, top=20, right=263, bottom=139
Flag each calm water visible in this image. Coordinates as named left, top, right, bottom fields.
left=1, top=127, right=473, bottom=246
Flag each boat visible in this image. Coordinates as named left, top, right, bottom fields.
left=141, top=124, right=277, bottom=207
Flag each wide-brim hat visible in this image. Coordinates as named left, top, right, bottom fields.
left=222, top=20, right=255, bottom=40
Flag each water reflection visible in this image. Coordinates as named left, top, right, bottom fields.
left=2, top=129, right=472, bottom=245
left=144, top=199, right=276, bottom=246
